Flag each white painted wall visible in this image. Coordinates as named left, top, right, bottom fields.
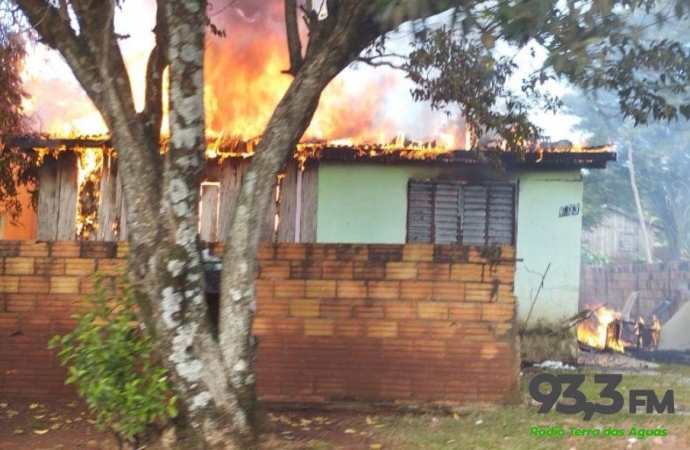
left=514, top=171, right=584, bottom=323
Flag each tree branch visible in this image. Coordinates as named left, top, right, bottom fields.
left=356, top=55, right=405, bottom=70
left=299, top=4, right=319, bottom=31
left=303, top=0, right=340, bottom=60
left=13, top=0, right=78, bottom=50
left=140, top=0, right=169, bottom=140
left=283, top=0, right=303, bottom=76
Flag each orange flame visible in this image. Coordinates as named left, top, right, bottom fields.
left=21, top=1, right=469, bottom=147
left=577, top=305, right=632, bottom=353
left=76, top=148, right=104, bottom=239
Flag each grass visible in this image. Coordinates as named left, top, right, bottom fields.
left=366, top=365, right=690, bottom=450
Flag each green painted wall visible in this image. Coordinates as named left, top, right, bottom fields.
left=317, top=164, right=436, bottom=243
left=316, top=163, right=583, bottom=323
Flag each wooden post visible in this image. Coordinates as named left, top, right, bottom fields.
left=199, top=182, right=220, bottom=242
left=218, top=158, right=247, bottom=242
left=96, top=151, right=118, bottom=241
left=299, top=163, right=318, bottom=243
left=37, top=151, right=78, bottom=240
left=277, top=162, right=298, bottom=242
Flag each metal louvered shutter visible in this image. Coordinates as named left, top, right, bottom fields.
left=460, top=185, right=488, bottom=245
left=407, top=181, right=433, bottom=243
left=407, top=180, right=516, bottom=245
left=487, top=184, right=515, bottom=245
left=434, top=183, right=461, bottom=244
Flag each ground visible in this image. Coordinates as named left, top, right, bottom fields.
left=2, top=354, right=690, bottom=449
left=0, top=399, right=109, bottom=450
left=0, top=401, right=392, bottom=450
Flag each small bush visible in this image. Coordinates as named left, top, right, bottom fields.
left=49, top=273, right=177, bottom=446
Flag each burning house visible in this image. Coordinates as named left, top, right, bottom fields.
left=3, top=135, right=616, bottom=330
left=0, top=129, right=619, bottom=402
left=3, top=0, right=618, bottom=367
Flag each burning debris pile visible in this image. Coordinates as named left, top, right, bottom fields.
left=577, top=304, right=661, bottom=353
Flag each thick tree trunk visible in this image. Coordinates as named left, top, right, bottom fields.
left=121, top=1, right=251, bottom=448
left=218, top=0, right=382, bottom=434
left=218, top=52, right=338, bottom=441
left=16, top=1, right=248, bottom=448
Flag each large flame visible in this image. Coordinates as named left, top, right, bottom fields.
left=21, top=0, right=469, bottom=147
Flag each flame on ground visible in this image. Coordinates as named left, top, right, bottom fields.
left=577, top=305, right=627, bottom=353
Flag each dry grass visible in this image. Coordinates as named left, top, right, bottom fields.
left=369, top=364, right=690, bottom=450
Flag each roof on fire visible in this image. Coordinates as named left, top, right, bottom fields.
left=4, top=135, right=616, bottom=170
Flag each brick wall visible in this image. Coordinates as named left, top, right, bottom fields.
left=254, top=243, right=520, bottom=405
left=581, top=262, right=690, bottom=319
left=0, top=241, right=128, bottom=399
left=0, top=241, right=520, bottom=406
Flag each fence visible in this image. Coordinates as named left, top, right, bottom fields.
left=580, top=261, right=690, bottom=319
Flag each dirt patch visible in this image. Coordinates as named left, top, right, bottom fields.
left=0, top=400, right=392, bottom=450
left=261, top=409, right=392, bottom=449
left=0, top=399, right=116, bottom=450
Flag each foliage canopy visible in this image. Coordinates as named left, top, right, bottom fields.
left=0, top=27, right=35, bottom=226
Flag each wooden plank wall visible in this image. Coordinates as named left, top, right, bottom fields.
left=277, top=164, right=298, bottom=242
left=217, top=158, right=247, bottom=242
left=299, top=164, right=318, bottom=242
left=36, top=152, right=78, bottom=240
left=207, top=159, right=318, bottom=243
left=35, top=156, right=319, bottom=243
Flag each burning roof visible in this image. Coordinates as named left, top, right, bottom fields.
left=5, top=134, right=616, bottom=170
left=16, top=0, right=617, bottom=171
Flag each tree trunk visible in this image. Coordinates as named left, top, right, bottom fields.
left=20, top=0, right=253, bottom=446
left=217, top=51, right=341, bottom=440
left=118, top=1, right=252, bottom=448
left=628, top=144, right=653, bottom=263
left=217, top=0, right=382, bottom=434
left=661, top=184, right=683, bottom=261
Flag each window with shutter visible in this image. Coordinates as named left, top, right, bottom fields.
left=407, top=182, right=433, bottom=243
left=461, top=185, right=488, bottom=245
left=406, top=180, right=516, bottom=245
left=487, top=184, right=515, bottom=245
left=434, top=183, right=461, bottom=244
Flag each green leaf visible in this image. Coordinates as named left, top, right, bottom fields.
left=47, top=272, right=174, bottom=443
